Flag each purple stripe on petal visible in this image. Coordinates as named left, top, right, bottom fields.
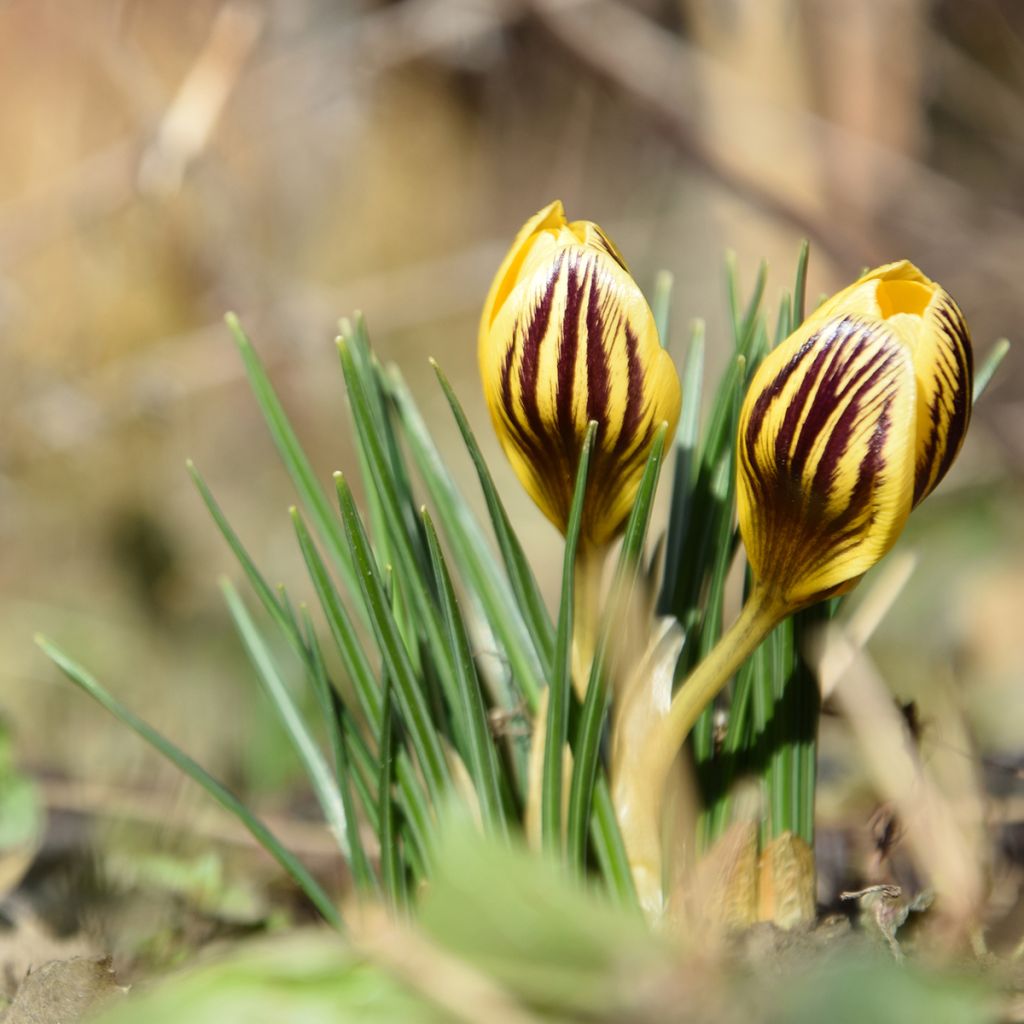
left=556, top=255, right=584, bottom=456
left=519, top=254, right=562, bottom=442
left=585, top=264, right=610, bottom=426
left=612, top=323, right=644, bottom=457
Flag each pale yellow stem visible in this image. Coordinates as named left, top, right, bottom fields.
left=571, top=545, right=607, bottom=701
left=614, top=584, right=788, bottom=917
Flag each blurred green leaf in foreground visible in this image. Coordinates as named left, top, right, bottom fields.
left=92, top=820, right=995, bottom=1024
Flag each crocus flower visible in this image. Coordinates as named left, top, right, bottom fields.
left=737, top=261, right=973, bottom=608
left=479, top=201, right=681, bottom=549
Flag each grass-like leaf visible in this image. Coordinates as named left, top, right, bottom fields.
left=652, top=269, right=674, bottom=350
left=729, top=257, right=767, bottom=353
left=422, top=508, right=509, bottom=835
left=187, top=460, right=298, bottom=642
left=291, top=509, right=381, bottom=728
left=659, top=321, right=705, bottom=615
left=541, top=422, right=597, bottom=852
left=790, top=605, right=826, bottom=844
left=791, top=239, right=810, bottom=328
left=337, top=335, right=472, bottom=757
left=301, top=611, right=378, bottom=894
left=590, top=781, right=638, bottom=905
left=385, top=364, right=544, bottom=741
left=567, top=426, right=668, bottom=873
left=689, top=435, right=742, bottom=811
left=36, top=636, right=342, bottom=929
left=427, top=360, right=554, bottom=692
left=225, top=315, right=362, bottom=616
left=762, top=616, right=795, bottom=841
left=220, top=579, right=351, bottom=861
left=974, top=338, right=1010, bottom=402
left=336, top=474, right=451, bottom=808
left=376, top=680, right=406, bottom=909
left=343, top=320, right=434, bottom=666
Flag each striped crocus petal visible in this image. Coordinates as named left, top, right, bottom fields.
left=480, top=216, right=680, bottom=547
left=902, top=286, right=973, bottom=506
left=808, top=261, right=974, bottom=508
left=737, top=316, right=917, bottom=608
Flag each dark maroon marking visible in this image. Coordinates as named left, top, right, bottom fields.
left=556, top=255, right=585, bottom=457
left=745, top=330, right=823, bottom=465
left=612, top=323, right=644, bottom=457
left=585, top=265, right=610, bottom=426
left=808, top=349, right=900, bottom=505
left=496, top=277, right=566, bottom=517
left=499, top=341, right=517, bottom=426
left=913, top=381, right=946, bottom=506
left=768, top=390, right=896, bottom=603
left=588, top=419, right=655, bottom=539
left=822, top=393, right=894, bottom=541
left=742, top=319, right=909, bottom=602
left=518, top=254, right=562, bottom=443
left=773, top=324, right=845, bottom=470
left=788, top=322, right=878, bottom=481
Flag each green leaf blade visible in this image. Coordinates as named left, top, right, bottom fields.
left=541, top=422, right=597, bottom=854
left=220, top=579, right=351, bottom=863
left=422, top=509, right=509, bottom=835
left=336, top=475, right=451, bottom=807
left=567, top=426, right=668, bottom=874
left=224, top=315, right=362, bottom=615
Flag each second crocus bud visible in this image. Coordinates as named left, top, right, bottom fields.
left=737, top=261, right=973, bottom=609
left=479, top=201, right=681, bottom=549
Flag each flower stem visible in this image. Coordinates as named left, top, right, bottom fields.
left=614, top=584, right=787, bottom=916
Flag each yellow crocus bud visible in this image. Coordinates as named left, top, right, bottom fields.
left=737, top=261, right=973, bottom=609
left=479, top=201, right=681, bottom=548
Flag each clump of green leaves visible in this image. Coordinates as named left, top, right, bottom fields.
left=38, top=308, right=667, bottom=921
left=37, top=252, right=1010, bottom=931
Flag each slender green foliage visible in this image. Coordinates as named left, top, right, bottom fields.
left=225, top=315, right=362, bottom=614
left=974, top=338, right=1010, bottom=401
left=422, top=509, right=509, bottom=835
left=220, top=579, right=351, bottom=860
left=541, top=423, right=597, bottom=852
left=567, top=426, right=668, bottom=872
left=336, top=475, right=451, bottom=808
left=302, top=612, right=377, bottom=894
left=429, top=361, right=554, bottom=680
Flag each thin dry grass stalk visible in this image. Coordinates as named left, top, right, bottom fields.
left=139, top=2, right=264, bottom=196
left=351, top=905, right=542, bottom=1024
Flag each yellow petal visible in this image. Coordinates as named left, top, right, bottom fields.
left=479, top=200, right=566, bottom=338
left=805, top=261, right=974, bottom=507
left=737, top=315, right=917, bottom=608
left=879, top=280, right=973, bottom=506
left=480, top=204, right=681, bottom=547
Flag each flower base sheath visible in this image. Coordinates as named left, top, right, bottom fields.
left=479, top=201, right=681, bottom=550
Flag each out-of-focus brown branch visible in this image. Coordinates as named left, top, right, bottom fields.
left=528, top=0, right=1024, bottom=291
left=527, top=0, right=865, bottom=267
left=138, top=3, right=264, bottom=196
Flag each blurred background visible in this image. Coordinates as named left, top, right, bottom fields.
left=2, top=0, right=1024, bottom=944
